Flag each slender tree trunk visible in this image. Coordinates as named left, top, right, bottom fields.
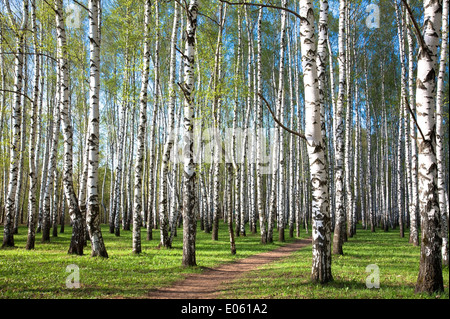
left=277, top=0, right=287, bottom=243
left=332, top=0, right=346, bottom=255
left=212, top=3, right=226, bottom=241
left=2, top=0, right=28, bottom=248
left=406, top=0, right=419, bottom=245
left=158, top=1, right=179, bottom=248
left=233, top=8, right=242, bottom=238
left=52, top=170, right=60, bottom=237
left=147, top=0, right=161, bottom=240
left=86, top=0, right=108, bottom=258
left=227, top=163, right=236, bottom=254
left=344, top=1, right=353, bottom=240
left=14, top=53, right=27, bottom=235
left=42, top=84, right=61, bottom=243
left=181, top=0, right=199, bottom=267
left=436, top=0, right=449, bottom=267
left=287, top=23, right=296, bottom=238
left=26, top=0, right=39, bottom=249
left=133, top=0, right=152, bottom=254
left=55, top=0, right=84, bottom=255
left=37, top=70, right=52, bottom=234
left=299, top=0, right=332, bottom=283
left=256, top=8, right=267, bottom=244
left=395, top=2, right=406, bottom=238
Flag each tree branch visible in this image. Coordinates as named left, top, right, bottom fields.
left=0, top=89, right=33, bottom=103
left=400, top=0, right=428, bottom=55
left=219, top=0, right=302, bottom=20
left=403, top=95, right=435, bottom=156
left=72, top=0, right=90, bottom=12
left=258, top=93, right=306, bottom=140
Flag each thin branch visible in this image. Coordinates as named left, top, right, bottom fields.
left=177, top=81, right=192, bottom=104
left=400, top=0, right=428, bottom=54
left=403, top=95, right=435, bottom=155
left=219, top=0, right=302, bottom=20
left=72, top=0, right=90, bottom=12
left=0, top=89, right=33, bottom=103
left=175, top=46, right=191, bottom=62
left=42, top=0, right=59, bottom=14
left=258, top=93, right=306, bottom=140
left=1, top=50, right=58, bottom=62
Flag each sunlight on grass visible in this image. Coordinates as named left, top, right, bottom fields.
left=219, top=226, right=449, bottom=299
left=0, top=223, right=307, bottom=299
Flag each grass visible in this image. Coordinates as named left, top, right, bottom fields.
left=0, top=222, right=305, bottom=299
left=1, top=223, right=448, bottom=299
left=219, top=225, right=450, bottom=299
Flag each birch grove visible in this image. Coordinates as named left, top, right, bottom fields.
left=0, top=0, right=448, bottom=294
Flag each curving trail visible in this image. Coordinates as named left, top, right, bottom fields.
left=147, top=238, right=312, bottom=299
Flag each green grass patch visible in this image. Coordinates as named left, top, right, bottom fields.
left=219, top=226, right=449, bottom=299
left=0, top=222, right=306, bottom=299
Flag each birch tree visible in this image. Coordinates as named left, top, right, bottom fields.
left=86, top=0, right=108, bottom=258
left=2, top=0, right=28, bottom=248
left=212, top=3, right=226, bottom=241
left=408, top=0, right=444, bottom=294
left=299, top=0, right=332, bottom=283
left=55, top=0, right=84, bottom=255
left=25, top=0, right=39, bottom=250
left=406, top=0, right=419, bottom=246
left=256, top=7, right=267, bottom=244
left=158, top=0, right=179, bottom=248
left=132, top=0, right=152, bottom=254
left=435, top=0, right=449, bottom=267
left=180, top=0, right=199, bottom=267
left=332, top=0, right=346, bottom=256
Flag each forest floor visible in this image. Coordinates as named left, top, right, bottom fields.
left=146, top=238, right=312, bottom=299
left=0, top=223, right=448, bottom=299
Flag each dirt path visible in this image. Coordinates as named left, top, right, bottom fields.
left=147, top=238, right=312, bottom=299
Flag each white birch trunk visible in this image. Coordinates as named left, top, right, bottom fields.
left=86, top=0, right=108, bottom=258
left=256, top=8, right=267, bottom=244
left=414, top=0, right=443, bottom=294
left=133, top=0, right=152, bottom=254
left=436, top=0, right=449, bottom=267
left=212, top=3, right=226, bottom=241
left=181, top=0, right=199, bottom=267
left=2, top=0, right=28, bottom=248
left=147, top=0, right=161, bottom=240
left=26, top=0, right=39, bottom=249
left=395, top=2, right=407, bottom=238
left=299, top=0, right=332, bottom=283
left=55, top=0, right=84, bottom=255
left=158, top=1, right=179, bottom=248
left=406, top=0, right=419, bottom=246
left=332, top=0, right=346, bottom=255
